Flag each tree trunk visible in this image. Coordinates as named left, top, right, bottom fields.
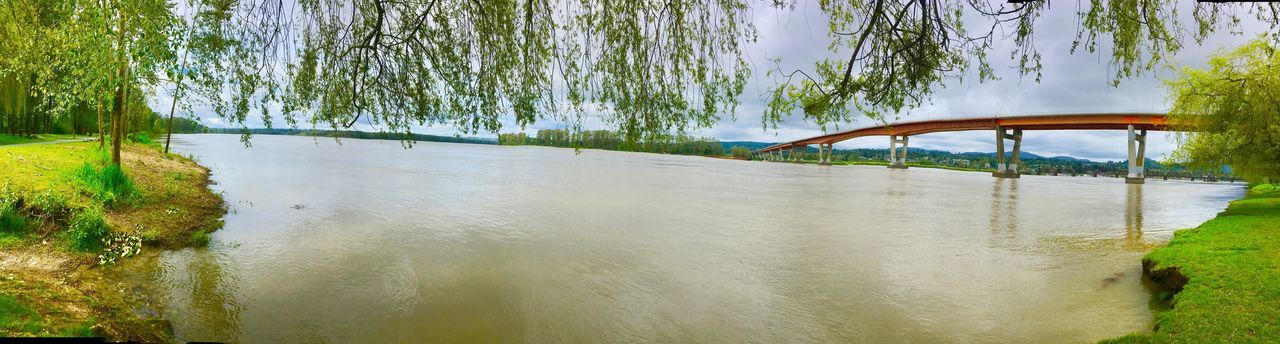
left=46, top=98, right=53, bottom=134
left=122, top=85, right=130, bottom=142
left=165, top=2, right=200, bottom=154
left=165, top=95, right=177, bottom=153
left=96, top=100, right=105, bottom=148
left=111, top=68, right=125, bottom=167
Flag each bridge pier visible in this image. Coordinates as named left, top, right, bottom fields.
left=818, top=143, right=833, bottom=165
left=888, top=135, right=909, bottom=169
left=1126, top=125, right=1147, bottom=184
left=993, top=126, right=1022, bottom=178
left=819, top=144, right=825, bottom=164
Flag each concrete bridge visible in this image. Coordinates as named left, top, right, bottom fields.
left=754, top=113, right=1170, bottom=184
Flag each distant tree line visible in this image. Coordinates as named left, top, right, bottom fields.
left=500, top=129, right=724, bottom=156
left=774, top=146, right=1227, bottom=177
left=208, top=128, right=494, bottom=145
left=1, top=72, right=207, bottom=138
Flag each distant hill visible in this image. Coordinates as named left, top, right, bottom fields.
left=722, top=141, right=1140, bottom=164
left=206, top=128, right=496, bottom=145
left=720, top=141, right=776, bottom=151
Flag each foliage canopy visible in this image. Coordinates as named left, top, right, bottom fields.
left=1167, top=37, right=1280, bottom=182
left=192, top=0, right=754, bottom=144
left=765, top=0, right=1278, bottom=132
left=3, top=0, right=1279, bottom=149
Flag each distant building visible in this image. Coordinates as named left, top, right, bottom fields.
left=950, top=159, right=970, bottom=166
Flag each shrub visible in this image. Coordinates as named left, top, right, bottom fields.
left=0, top=189, right=31, bottom=245
left=75, top=163, right=135, bottom=206
left=1, top=188, right=23, bottom=231
left=134, top=132, right=153, bottom=145
left=1251, top=183, right=1278, bottom=194
left=28, top=189, right=70, bottom=220
left=190, top=231, right=212, bottom=247
left=0, top=200, right=27, bottom=233
left=67, top=208, right=109, bottom=252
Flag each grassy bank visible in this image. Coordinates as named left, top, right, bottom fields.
left=1104, top=186, right=1280, bottom=343
left=0, top=140, right=225, bottom=340
left=0, top=134, right=90, bottom=146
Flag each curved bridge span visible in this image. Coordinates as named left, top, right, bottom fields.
left=754, top=113, right=1170, bottom=184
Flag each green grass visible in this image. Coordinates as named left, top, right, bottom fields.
left=0, top=142, right=96, bottom=207
left=189, top=230, right=211, bottom=247
left=0, top=196, right=27, bottom=232
left=0, top=196, right=31, bottom=248
left=0, top=134, right=86, bottom=146
left=1103, top=190, right=1280, bottom=343
left=56, top=321, right=95, bottom=337
left=74, top=162, right=135, bottom=206
left=0, top=135, right=40, bottom=146
left=0, top=293, right=44, bottom=334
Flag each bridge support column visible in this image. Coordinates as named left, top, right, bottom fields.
left=818, top=143, right=833, bottom=165
left=1127, top=125, right=1147, bottom=184
left=888, top=135, right=909, bottom=169
left=993, top=126, right=1022, bottom=178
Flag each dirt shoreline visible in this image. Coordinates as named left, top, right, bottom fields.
left=0, top=141, right=226, bottom=341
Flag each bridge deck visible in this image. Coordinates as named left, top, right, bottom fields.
left=758, top=113, right=1168, bottom=152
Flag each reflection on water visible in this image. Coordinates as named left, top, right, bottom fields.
left=1126, top=184, right=1145, bottom=247
left=178, top=248, right=243, bottom=341
left=990, top=178, right=1019, bottom=245
left=140, top=134, right=1243, bottom=343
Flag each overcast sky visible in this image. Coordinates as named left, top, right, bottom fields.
left=164, top=2, right=1271, bottom=162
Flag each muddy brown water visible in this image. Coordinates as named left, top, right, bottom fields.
left=116, top=134, right=1242, bottom=343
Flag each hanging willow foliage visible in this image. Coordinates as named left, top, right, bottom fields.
left=4, top=0, right=1278, bottom=148
left=190, top=0, right=754, bottom=144
left=764, top=0, right=1278, bottom=133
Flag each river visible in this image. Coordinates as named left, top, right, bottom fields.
left=118, top=134, right=1242, bottom=343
